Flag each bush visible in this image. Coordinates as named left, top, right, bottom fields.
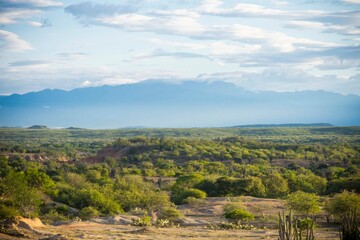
left=0, top=205, right=19, bottom=219
left=224, top=208, right=254, bottom=222
left=297, top=218, right=316, bottom=231
left=158, top=207, right=182, bottom=221
left=79, top=206, right=100, bottom=220
left=209, top=221, right=260, bottom=230
left=327, top=190, right=360, bottom=218
left=171, top=188, right=207, bottom=205
left=286, top=191, right=320, bottom=214
left=40, top=210, right=68, bottom=224
left=132, top=215, right=152, bottom=226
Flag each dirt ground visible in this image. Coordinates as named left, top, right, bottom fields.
left=1, top=197, right=341, bottom=240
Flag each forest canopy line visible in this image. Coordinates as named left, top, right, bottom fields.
left=0, top=126, right=359, bottom=227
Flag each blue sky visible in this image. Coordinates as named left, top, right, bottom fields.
left=0, top=0, right=359, bottom=95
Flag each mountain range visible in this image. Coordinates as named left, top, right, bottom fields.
left=0, top=80, right=359, bottom=128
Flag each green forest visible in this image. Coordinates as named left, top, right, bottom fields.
left=0, top=127, right=359, bottom=239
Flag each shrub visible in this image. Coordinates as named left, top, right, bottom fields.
left=158, top=207, right=182, bottom=221
left=132, top=215, right=152, bottom=226
left=0, top=205, right=19, bottom=219
left=40, top=210, right=68, bottom=224
left=156, top=219, right=172, bottom=228
left=210, top=221, right=260, bottom=230
left=224, top=208, right=254, bottom=222
left=286, top=191, right=320, bottom=214
left=327, top=190, right=360, bottom=217
left=171, top=188, right=207, bottom=205
left=79, top=206, right=100, bottom=220
left=297, top=218, right=316, bottom=231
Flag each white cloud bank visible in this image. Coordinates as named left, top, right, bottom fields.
left=0, top=30, right=33, bottom=52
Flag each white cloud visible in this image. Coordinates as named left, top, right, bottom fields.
left=205, top=24, right=338, bottom=52
left=0, top=30, right=33, bottom=52
left=343, top=0, right=360, bottom=3
left=147, top=38, right=205, bottom=50
left=286, top=20, right=324, bottom=29
left=0, top=8, right=41, bottom=24
left=150, top=9, right=200, bottom=18
left=99, top=14, right=153, bottom=31
left=286, top=20, right=360, bottom=36
left=198, top=0, right=223, bottom=13
left=27, top=18, right=51, bottom=27
left=28, top=21, right=43, bottom=27
left=80, top=80, right=92, bottom=87
left=98, top=13, right=204, bottom=36
left=209, top=42, right=261, bottom=55
left=201, top=3, right=289, bottom=17
left=199, top=1, right=325, bottom=18
left=88, top=9, right=338, bottom=53
left=198, top=68, right=360, bottom=95
left=5, top=0, right=63, bottom=7
left=271, top=1, right=289, bottom=7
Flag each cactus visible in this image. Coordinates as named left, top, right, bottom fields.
left=278, top=211, right=315, bottom=240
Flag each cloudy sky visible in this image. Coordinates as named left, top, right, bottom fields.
left=0, top=0, right=359, bottom=95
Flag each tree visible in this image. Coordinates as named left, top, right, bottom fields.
left=263, top=173, right=289, bottom=198
left=286, top=191, right=320, bottom=214
left=25, top=168, right=56, bottom=194
left=245, top=176, right=266, bottom=197
left=0, top=171, right=41, bottom=217
left=292, top=174, right=327, bottom=194
left=174, top=174, right=204, bottom=189
left=327, top=191, right=360, bottom=240
left=327, top=191, right=360, bottom=217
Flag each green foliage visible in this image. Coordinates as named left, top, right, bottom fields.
left=245, top=176, right=266, bottom=197
left=158, top=207, right=183, bottom=221
left=113, top=175, right=172, bottom=212
left=286, top=191, right=320, bottom=214
left=327, top=191, right=360, bottom=240
left=0, top=205, right=19, bottom=219
left=40, top=210, right=69, bottom=224
left=175, top=174, right=204, bottom=188
left=25, top=168, right=56, bottom=194
left=0, top=156, right=11, bottom=178
left=79, top=206, right=100, bottom=220
left=140, top=191, right=171, bottom=212
left=297, top=218, right=316, bottom=231
left=132, top=215, right=152, bottom=226
left=224, top=207, right=254, bottom=221
left=286, top=171, right=327, bottom=194
left=263, top=173, right=289, bottom=198
left=70, top=188, right=121, bottom=215
left=327, top=191, right=360, bottom=217
left=326, top=176, right=360, bottom=194
left=0, top=171, right=41, bottom=217
left=211, top=221, right=260, bottom=230
left=171, top=188, right=207, bottom=205
left=0, top=126, right=359, bottom=223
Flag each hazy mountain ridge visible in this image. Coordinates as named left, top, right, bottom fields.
left=0, top=81, right=359, bottom=128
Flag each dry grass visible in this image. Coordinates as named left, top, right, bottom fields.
left=2, top=197, right=341, bottom=240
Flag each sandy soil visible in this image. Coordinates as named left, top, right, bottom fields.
left=1, top=197, right=341, bottom=240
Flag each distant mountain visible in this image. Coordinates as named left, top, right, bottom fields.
left=27, top=125, right=48, bottom=129
left=0, top=80, right=359, bottom=128
left=232, top=123, right=334, bottom=128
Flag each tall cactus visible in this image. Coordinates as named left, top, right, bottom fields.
left=279, top=211, right=298, bottom=240
left=278, top=211, right=315, bottom=240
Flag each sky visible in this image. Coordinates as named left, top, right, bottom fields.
left=0, top=0, right=359, bottom=95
